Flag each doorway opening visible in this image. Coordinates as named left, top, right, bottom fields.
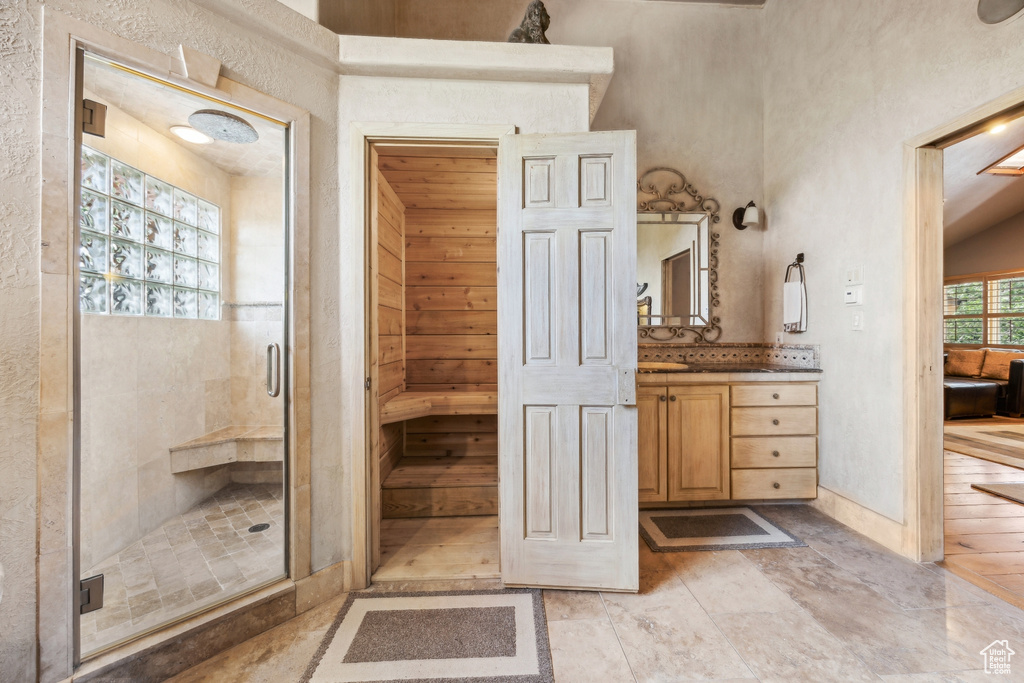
left=367, top=142, right=500, bottom=583
left=75, top=52, right=290, bottom=656
left=937, top=109, right=1024, bottom=606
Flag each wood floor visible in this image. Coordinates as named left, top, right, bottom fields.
left=373, top=515, right=500, bottom=582
left=943, top=415, right=1024, bottom=603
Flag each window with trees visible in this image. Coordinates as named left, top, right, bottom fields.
left=944, top=271, right=1024, bottom=346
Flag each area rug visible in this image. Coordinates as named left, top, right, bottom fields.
left=971, top=482, right=1024, bottom=506
left=300, top=589, right=552, bottom=683
left=639, top=507, right=806, bottom=552
left=944, top=422, right=1024, bottom=469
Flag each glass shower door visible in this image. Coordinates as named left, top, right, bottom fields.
left=76, top=53, right=289, bottom=655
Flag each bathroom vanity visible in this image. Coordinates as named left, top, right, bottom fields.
left=636, top=360, right=821, bottom=506
left=635, top=169, right=821, bottom=506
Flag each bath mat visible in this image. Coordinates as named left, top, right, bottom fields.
left=300, top=589, right=552, bottom=683
left=971, top=482, right=1024, bottom=506
left=639, top=507, right=806, bottom=552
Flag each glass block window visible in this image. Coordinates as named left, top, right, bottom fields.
left=944, top=273, right=1024, bottom=347
left=78, top=146, right=220, bottom=320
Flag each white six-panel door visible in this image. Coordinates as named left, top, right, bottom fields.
left=498, top=131, right=638, bottom=591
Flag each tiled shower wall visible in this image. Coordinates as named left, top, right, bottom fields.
left=80, top=100, right=284, bottom=568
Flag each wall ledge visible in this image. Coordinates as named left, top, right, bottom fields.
left=337, top=35, right=614, bottom=123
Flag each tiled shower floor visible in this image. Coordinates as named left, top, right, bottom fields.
left=81, top=483, right=285, bottom=655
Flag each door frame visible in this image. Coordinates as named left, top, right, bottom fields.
left=38, top=9, right=312, bottom=674
left=351, top=122, right=515, bottom=588
left=904, top=84, right=1024, bottom=562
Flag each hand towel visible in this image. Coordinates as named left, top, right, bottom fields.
left=783, top=281, right=803, bottom=326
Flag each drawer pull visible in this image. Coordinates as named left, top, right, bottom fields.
left=772, top=393, right=780, bottom=399
left=772, top=419, right=780, bottom=425
left=773, top=482, right=781, bottom=489
left=659, top=395, right=666, bottom=402
left=670, top=395, right=676, bottom=402
left=772, top=450, right=780, bottom=457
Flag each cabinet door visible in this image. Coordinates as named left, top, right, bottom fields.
left=638, top=386, right=668, bottom=502
left=667, top=385, right=730, bottom=501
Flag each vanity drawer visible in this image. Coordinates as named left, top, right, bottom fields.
left=731, top=407, right=817, bottom=436
left=731, top=436, right=817, bottom=468
left=732, top=467, right=817, bottom=499
left=731, top=383, right=816, bottom=407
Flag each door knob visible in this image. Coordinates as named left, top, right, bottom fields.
left=772, top=450, right=780, bottom=457
left=772, top=393, right=780, bottom=399
left=772, top=419, right=780, bottom=425
left=670, top=395, right=677, bottom=401
left=659, top=395, right=666, bottom=402
left=773, top=482, right=781, bottom=489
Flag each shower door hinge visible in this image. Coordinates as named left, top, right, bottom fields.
left=365, top=377, right=371, bottom=390
left=79, top=574, right=104, bottom=614
left=81, top=99, right=107, bottom=138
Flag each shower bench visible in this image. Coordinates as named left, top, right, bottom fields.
left=169, top=426, right=284, bottom=473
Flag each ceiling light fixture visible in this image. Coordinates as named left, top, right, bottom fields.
left=188, top=109, right=259, bottom=144
left=978, top=0, right=1024, bottom=24
left=170, top=125, right=213, bottom=145
left=991, top=123, right=1008, bottom=134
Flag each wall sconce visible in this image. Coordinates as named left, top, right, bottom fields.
left=733, top=201, right=760, bottom=230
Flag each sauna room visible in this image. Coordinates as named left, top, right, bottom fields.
left=368, top=144, right=500, bottom=581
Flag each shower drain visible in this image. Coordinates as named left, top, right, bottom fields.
left=248, top=523, right=270, bottom=533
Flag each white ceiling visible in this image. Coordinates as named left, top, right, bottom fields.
left=83, top=56, right=286, bottom=178
left=943, top=115, right=1024, bottom=246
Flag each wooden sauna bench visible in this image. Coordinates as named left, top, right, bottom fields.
left=379, top=391, right=498, bottom=519
left=378, top=390, right=497, bottom=425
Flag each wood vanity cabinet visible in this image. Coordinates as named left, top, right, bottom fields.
left=638, top=376, right=819, bottom=504
left=637, top=384, right=730, bottom=503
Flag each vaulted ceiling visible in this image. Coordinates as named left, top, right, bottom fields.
left=943, top=115, right=1024, bottom=246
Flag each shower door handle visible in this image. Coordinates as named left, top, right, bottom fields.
left=266, top=343, right=281, bottom=398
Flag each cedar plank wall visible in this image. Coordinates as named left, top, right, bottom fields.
left=379, top=153, right=498, bottom=460
left=376, top=168, right=406, bottom=483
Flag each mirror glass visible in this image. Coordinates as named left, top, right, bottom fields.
left=637, top=212, right=710, bottom=327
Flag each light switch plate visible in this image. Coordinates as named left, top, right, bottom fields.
left=844, top=285, right=864, bottom=306
left=852, top=312, right=864, bottom=331
left=845, top=265, right=864, bottom=285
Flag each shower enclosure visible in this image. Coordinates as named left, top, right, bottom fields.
left=75, top=53, right=290, bottom=656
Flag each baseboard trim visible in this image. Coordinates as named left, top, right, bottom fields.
left=295, top=560, right=353, bottom=613
left=811, top=486, right=905, bottom=556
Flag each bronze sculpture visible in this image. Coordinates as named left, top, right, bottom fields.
left=508, top=1, right=551, bottom=44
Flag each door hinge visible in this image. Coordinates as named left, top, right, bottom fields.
left=79, top=574, right=104, bottom=614
left=82, top=99, right=107, bottom=138
left=365, top=377, right=371, bottom=390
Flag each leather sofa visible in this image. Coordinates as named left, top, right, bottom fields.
left=944, top=350, right=1024, bottom=419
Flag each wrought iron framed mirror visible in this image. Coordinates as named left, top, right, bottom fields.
left=636, top=167, right=722, bottom=342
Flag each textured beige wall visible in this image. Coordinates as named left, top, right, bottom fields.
left=762, top=0, right=1024, bottom=520
left=945, top=210, right=1024, bottom=278
left=388, top=0, right=767, bottom=342
left=0, top=2, right=42, bottom=677
left=319, top=0, right=395, bottom=36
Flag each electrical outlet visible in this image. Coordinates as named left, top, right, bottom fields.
left=852, top=312, right=864, bottom=331
left=775, top=331, right=784, bottom=345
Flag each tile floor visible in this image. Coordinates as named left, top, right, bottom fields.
left=168, top=504, right=1024, bottom=682
left=81, top=483, right=285, bottom=655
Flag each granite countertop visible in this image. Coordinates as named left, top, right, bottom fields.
left=636, top=364, right=822, bottom=374
left=667, top=364, right=823, bottom=374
